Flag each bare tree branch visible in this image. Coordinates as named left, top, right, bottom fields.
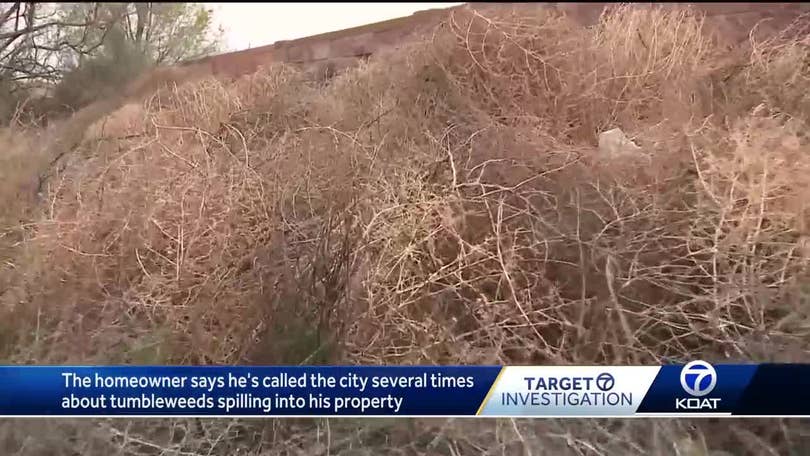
left=134, top=3, right=148, bottom=42
left=13, top=2, right=20, bottom=31
left=24, top=1, right=32, bottom=30
left=0, top=17, right=97, bottom=42
left=0, top=0, right=222, bottom=112
left=0, top=2, right=20, bottom=29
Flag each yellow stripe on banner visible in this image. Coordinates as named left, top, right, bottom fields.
left=476, top=367, right=505, bottom=416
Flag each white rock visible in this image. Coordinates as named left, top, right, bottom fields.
left=598, top=128, right=642, bottom=159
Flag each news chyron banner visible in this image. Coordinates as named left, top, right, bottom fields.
left=0, top=363, right=807, bottom=417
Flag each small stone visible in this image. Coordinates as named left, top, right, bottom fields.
left=598, top=128, right=642, bottom=159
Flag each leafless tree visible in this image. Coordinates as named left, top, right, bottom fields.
left=0, top=2, right=113, bottom=86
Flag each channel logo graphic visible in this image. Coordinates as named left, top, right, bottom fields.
left=477, top=366, right=661, bottom=416
left=675, top=360, right=721, bottom=411
left=595, top=372, right=614, bottom=391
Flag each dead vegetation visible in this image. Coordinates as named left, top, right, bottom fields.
left=1, top=5, right=810, bottom=455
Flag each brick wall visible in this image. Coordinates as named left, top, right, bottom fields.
left=165, top=3, right=809, bottom=83
left=180, top=5, right=461, bottom=80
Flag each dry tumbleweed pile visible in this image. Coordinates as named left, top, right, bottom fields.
left=1, top=5, right=809, bottom=455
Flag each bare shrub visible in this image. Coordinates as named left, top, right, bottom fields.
left=53, top=31, right=152, bottom=112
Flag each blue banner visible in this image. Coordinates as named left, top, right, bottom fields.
left=1, top=363, right=809, bottom=417
left=0, top=366, right=501, bottom=416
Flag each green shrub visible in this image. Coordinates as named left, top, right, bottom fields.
left=53, top=28, right=152, bottom=110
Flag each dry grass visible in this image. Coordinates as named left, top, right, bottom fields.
left=1, top=4, right=810, bottom=455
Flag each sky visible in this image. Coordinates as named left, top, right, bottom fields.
left=211, top=3, right=463, bottom=52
